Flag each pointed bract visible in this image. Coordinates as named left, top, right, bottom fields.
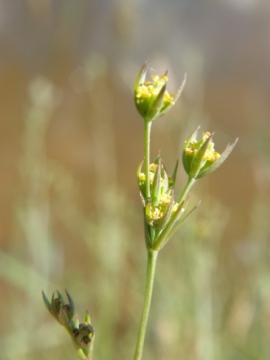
left=151, top=159, right=162, bottom=206
left=42, top=290, right=52, bottom=312
left=169, top=160, right=179, bottom=188
left=183, top=129, right=237, bottom=180
left=197, top=138, right=239, bottom=178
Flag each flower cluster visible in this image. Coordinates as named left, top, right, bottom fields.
left=137, top=156, right=192, bottom=251
left=183, top=127, right=238, bottom=180
left=134, top=64, right=238, bottom=252
left=42, top=290, right=94, bottom=360
left=134, top=63, right=186, bottom=122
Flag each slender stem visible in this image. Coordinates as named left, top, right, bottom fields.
left=177, top=177, right=196, bottom=204
left=133, top=249, right=158, bottom=360
left=144, top=121, right=152, bottom=199
left=133, top=119, right=155, bottom=360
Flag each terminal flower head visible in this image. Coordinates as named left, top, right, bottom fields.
left=183, top=127, right=238, bottom=179
left=134, top=63, right=186, bottom=122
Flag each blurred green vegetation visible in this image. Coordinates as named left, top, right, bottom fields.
left=0, top=1, right=270, bottom=360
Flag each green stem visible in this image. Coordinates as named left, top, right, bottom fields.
left=177, top=177, right=196, bottom=204
left=144, top=121, right=152, bottom=199
left=133, top=249, right=158, bottom=360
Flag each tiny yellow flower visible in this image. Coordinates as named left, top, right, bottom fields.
left=185, top=132, right=220, bottom=163
left=139, top=173, right=146, bottom=181
left=172, top=202, right=181, bottom=213
left=159, top=194, right=172, bottom=206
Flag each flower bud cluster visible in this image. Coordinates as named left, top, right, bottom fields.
left=183, top=127, right=238, bottom=180
left=134, top=63, right=186, bottom=122
left=42, top=290, right=94, bottom=360
left=134, top=64, right=238, bottom=252
left=137, top=157, right=189, bottom=251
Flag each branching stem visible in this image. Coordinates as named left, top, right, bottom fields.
left=178, top=177, right=196, bottom=204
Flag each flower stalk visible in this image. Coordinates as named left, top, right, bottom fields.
left=133, top=250, right=158, bottom=360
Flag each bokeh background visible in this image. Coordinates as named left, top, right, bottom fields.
left=0, top=1, right=270, bottom=359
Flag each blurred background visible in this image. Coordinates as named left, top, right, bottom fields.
left=0, top=0, right=270, bottom=359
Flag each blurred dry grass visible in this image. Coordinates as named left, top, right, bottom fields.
left=0, top=1, right=270, bottom=360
